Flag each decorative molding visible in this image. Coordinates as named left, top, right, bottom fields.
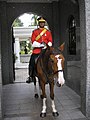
left=0, top=0, right=59, bottom=3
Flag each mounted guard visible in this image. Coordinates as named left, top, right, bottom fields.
left=26, top=16, right=53, bottom=83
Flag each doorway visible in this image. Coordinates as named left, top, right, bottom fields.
left=12, top=13, right=49, bottom=83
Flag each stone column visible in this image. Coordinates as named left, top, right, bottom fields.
left=79, top=0, right=90, bottom=118
left=14, top=37, right=20, bottom=63
left=0, top=21, right=3, bottom=119
left=84, top=0, right=90, bottom=117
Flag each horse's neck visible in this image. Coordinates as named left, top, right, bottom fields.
left=42, top=49, right=51, bottom=68
left=44, top=50, right=50, bottom=61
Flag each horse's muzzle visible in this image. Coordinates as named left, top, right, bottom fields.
left=56, top=82, right=61, bottom=87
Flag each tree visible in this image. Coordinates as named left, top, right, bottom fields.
left=13, top=18, right=23, bottom=27
left=31, top=15, right=38, bottom=26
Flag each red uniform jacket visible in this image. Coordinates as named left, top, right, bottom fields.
left=31, top=28, right=52, bottom=54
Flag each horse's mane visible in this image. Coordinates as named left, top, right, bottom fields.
left=39, top=46, right=54, bottom=74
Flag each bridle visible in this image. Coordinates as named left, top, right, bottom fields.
left=40, top=56, right=63, bottom=79
left=48, top=56, right=63, bottom=76
left=53, top=70, right=63, bottom=75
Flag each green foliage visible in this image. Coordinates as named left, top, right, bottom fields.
left=20, top=41, right=32, bottom=54
left=19, top=51, right=25, bottom=54
left=31, top=15, right=38, bottom=26
left=14, top=54, right=18, bottom=61
left=13, top=18, right=23, bottom=27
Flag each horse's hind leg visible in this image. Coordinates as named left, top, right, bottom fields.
left=49, top=83, right=59, bottom=117
left=33, top=76, right=39, bottom=98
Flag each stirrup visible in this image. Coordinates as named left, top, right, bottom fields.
left=26, top=76, right=33, bottom=83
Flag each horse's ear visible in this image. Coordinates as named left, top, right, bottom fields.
left=59, top=42, right=65, bottom=51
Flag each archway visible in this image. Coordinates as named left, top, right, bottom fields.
left=12, top=12, right=50, bottom=83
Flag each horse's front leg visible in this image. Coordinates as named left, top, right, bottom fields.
left=49, top=82, right=59, bottom=117
left=40, top=81, right=47, bottom=118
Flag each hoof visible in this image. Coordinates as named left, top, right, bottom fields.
left=52, top=112, right=59, bottom=117
left=40, top=113, right=46, bottom=118
left=34, top=94, right=39, bottom=98
left=26, top=77, right=33, bottom=84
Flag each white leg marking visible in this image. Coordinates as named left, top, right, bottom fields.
left=51, top=100, right=57, bottom=113
left=34, top=77, right=39, bottom=94
left=34, top=85, right=38, bottom=94
left=42, top=98, right=47, bottom=113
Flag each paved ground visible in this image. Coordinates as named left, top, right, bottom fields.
left=3, top=68, right=89, bottom=120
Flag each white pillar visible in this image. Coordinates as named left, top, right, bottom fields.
left=14, top=37, right=20, bottom=63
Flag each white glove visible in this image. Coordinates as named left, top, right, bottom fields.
left=40, top=44, right=45, bottom=47
left=32, top=41, right=41, bottom=48
left=48, top=42, right=52, bottom=46
left=40, top=42, right=47, bottom=49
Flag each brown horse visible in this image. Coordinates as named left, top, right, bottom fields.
left=34, top=43, right=65, bottom=117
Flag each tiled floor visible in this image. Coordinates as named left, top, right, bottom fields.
left=3, top=68, right=88, bottom=120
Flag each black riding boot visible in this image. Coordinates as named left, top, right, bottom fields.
left=26, top=53, right=39, bottom=84
left=26, top=70, right=33, bottom=83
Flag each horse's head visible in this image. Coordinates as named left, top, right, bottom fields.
left=48, top=43, right=65, bottom=87
left=39, top=43, right=65, bottom=87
